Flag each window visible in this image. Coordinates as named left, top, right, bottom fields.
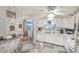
left=45, top=12, right=56, bottom=33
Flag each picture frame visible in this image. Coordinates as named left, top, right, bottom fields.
left=10, top=26, right=15, bottom=31
left=19, top=24, right=22, bottom=28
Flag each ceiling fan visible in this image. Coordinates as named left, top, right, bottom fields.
left=39, top=6, right=65, bottom=15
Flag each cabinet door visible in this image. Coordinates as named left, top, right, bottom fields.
left=63, top=19, right=69, bottom=28
left=50, top=34, right=64, bottom=46
left=68, top=18, right=74, bottom=29
left=37, top=33, right=44, bottom=41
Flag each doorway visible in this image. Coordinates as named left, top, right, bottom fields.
left=23, top=18, right=34, bottom=41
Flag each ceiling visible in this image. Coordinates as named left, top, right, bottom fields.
left=7, top=6, right=79, bottom=18
left=37, top=6, right=79, bottom=15
left=27, top=6, right=79, bottom=18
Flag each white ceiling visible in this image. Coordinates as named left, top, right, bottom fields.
left=26, top=6, right=79, bottom=18
left=36, top=6, right=79, bottom=15
left=54, top=6, right=79, bottom=15
left=7, top=6, right=79, bottom=18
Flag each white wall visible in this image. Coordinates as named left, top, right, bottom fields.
left=0, top=6, right=24, bottom=36
left=0, top=7, right=6, bottom=36
left=0, top=6, right=39, bottom=36
left=55, top=16, right=75, bottom=29
left=5, top=7, right=23, bottom=35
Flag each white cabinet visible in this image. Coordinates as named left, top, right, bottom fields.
left=64, top=34, right=76, bottom=52
left=36, top=32, right=64, bottom=46
left=68, top=17, right=74, bottom=29
left=37, top=32, right=44, bottom=41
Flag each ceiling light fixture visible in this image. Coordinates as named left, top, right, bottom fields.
left=47, top=10, right=55, bottom=20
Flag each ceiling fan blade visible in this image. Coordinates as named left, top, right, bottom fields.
left=54, top=12, right=65, bottom=15
left=52, top=9, right=61, bottom=13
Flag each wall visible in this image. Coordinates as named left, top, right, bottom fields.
left=0, top=7, right=24, bottom=36
left=55, top=16, right=74, bottom=29
left=0, top=7, right=6, bottom=36
left=0, top=6, right=38, bottom=36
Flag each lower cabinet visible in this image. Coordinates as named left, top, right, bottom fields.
left=36, top=32, right=64, bottom=46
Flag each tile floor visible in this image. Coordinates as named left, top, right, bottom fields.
left=0, top=39, right=66, bottom=53
left=16, top=40, right=66, bottom=53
